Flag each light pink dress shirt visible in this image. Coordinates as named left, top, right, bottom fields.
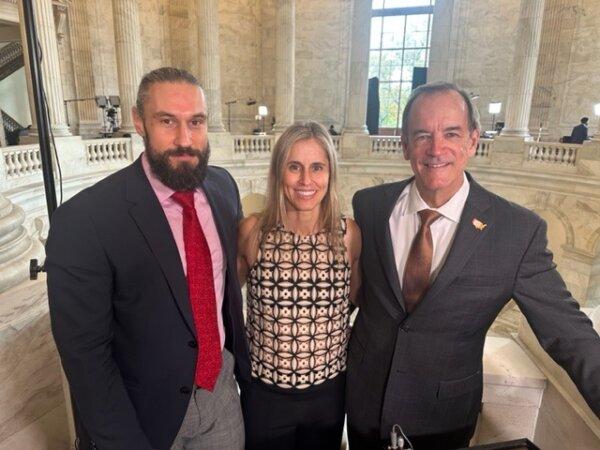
left=142, top=153, right=225, bottom=348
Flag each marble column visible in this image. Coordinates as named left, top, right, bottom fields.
left=17, top=0, right=37, bottom=134
left=196, top=0, right=226, bottom=133
left=272, top=0, right=295, bottom=133
left=0, top=110, right=6, bottom=147
left=30, top=0, right=72, bottom=136
left=343, top=0, right=371, bottom=134
left=0, top=194, right=45, bottom=293
left=500, top=0, right=545, bottom=139
left=112, top=0, right=144, bottom=133
left=68, top=0, right=100, bottom=136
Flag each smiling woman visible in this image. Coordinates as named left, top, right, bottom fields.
left=236, top=121, right=362, bottom=450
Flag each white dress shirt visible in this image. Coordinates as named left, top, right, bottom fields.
left=389, top=173, right=470, bottom=288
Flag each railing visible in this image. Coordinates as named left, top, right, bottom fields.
left=233, top=135, right=273, bottom=154
left=331, top=135, right=341, bottom=152
left=1, top=109, right=23, bottom=133
left=85, top=138, right=132, bottom=164
left=0, top=41, right=24, bottom=82
left=2, top=144, right=41, bottom=179
left=476, top=138, right=493, bottom=158
left=371, top=136, right=402, bottom=154
left=527, top=142, right=578, bottom=166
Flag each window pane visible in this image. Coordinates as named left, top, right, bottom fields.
left=384, top=0, right=434, bottom=7
left=399, top=82, right=413, bottom=118
left=381, top=16, right=405, bottom=49
left=379, top=82, right=400, bottom=128
left=402, top=48, right=426, bottom=80
left=404, top=14, right=429, bottom=48
left=369, top=51, right=381, bottom=78
left=370, top=17, right=382, bottom=49
left=379, top=50, right=403, bottom=81
left=372, top=0, right=384, bottom=8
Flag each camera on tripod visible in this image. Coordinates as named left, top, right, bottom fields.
left=95, top=96, right=121, bottom=137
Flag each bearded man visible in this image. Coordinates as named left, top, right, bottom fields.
left=46, top=67, right=249, bottom=450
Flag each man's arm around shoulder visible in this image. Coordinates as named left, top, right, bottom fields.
left=46, top=199, right=153, bottom=450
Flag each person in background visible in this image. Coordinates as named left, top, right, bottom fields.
left=570, top=116, right=589, bottom=144
left=237, top=121, right=361, bottom=450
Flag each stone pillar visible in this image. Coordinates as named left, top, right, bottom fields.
left=500, top=0, right=545, bottom=139
left=33, top=0, right=72, bottom=136
left=17, top=0, right=38, bottom=134
left=0, top=111, right=6, bottom=147
left=112, top=0, right=144, bottom=133
left=272, top=0, right=295, bottom=133
left=0, top=194, right=45, bottom=293
left=196, top=0, right=226, bottom=133
left=68, top=0, right=100, bottom=136
left=343, top=0, right=371, bottom=134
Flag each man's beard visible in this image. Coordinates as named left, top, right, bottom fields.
left=145, top=138, right=210, bottom=191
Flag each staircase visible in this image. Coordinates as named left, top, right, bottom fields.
left=0, top=42, right=25, bottom=145
left=0, top=41, right=24, bottom=82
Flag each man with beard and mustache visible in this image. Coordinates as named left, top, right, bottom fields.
left=347, top=82, right=600, bottom=450
left=46, top=67, right=249, bottom=450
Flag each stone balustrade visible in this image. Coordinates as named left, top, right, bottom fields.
left=476, top=138, right=493, bottom=158
left=370, top=135, right=402, bottom=154
left=233, top=135, right=273, bottom=154
left=85, top=137, right=132, bottom=165
left=1, top=144, right=42, bottom=180
left=527, top=141, right=579, bottom=165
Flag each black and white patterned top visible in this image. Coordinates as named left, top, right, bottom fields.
left=246, top=219, right=351, bottom=389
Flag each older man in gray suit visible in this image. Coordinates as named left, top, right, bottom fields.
left=347, top=82, right=600, bottom=450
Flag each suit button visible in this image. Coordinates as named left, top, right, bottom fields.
left=188, top=340, right=197, bottom=348
left=180, top=386, right=191, bottom=394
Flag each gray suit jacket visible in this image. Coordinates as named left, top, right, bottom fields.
left=347, top=173, right=600, bottom=440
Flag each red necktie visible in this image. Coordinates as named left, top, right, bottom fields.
left=172, top=191, right=222, bottom=391
left=402, top=209, right=442, bottom=314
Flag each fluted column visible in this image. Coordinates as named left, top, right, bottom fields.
left=33, top=0, right=71, bottom=136
left=501, top=0, right=545, bottom=138
left=68, top=0, right=100, bottom=136
left=196, top=0, right=226, bottom=133
left=272, top=0, right=295, bottom=133
left=0, top=194, right=44, bottom=293
left=344, top=0, right=370, bottom=134
left=112, top=0, right=144, bottom=133
left=16, top=1, right=37, bottom=134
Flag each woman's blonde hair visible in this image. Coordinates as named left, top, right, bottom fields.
left=256, top=121, right=343, bottom=252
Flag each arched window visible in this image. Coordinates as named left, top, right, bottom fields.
left=369, top=0, right=435, bottom=134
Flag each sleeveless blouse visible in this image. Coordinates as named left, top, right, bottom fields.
left=246, top=219, right=352, bottom=389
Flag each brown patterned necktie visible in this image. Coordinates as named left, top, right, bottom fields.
left=402, top=209, right=442, bottom=313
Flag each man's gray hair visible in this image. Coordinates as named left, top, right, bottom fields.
left=135, top=67, right=201, bottom=117
left=401, top=82, right=481, bottom=138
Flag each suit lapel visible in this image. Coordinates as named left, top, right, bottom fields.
left=201, top=170, right=232, bottom=267
left=424, top=176, right=493, bottom=303
left=375, top=181, right=411, bottom=311
left=125, top=159, right=196, bottom=336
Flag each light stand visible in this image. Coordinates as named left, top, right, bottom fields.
left=225, top=98, right=257, bottom=132
left=258, top=105, right=268, bottom=134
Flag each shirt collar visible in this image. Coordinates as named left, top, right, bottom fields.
left=404, top=172, right=470, bottom=223
left=141, top=152, right=177, bottom=206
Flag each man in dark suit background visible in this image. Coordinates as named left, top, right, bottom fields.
left=570, top=116, right=589, bottom=144
left=347, top=82, right=600, bottom=450
left=46, top=67, right=249, bottom=450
